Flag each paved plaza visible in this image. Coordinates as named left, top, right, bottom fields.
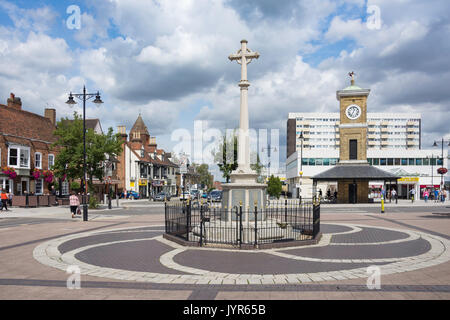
left=0, top=201, right=450, bottom=300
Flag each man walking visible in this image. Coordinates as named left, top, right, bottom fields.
left=409, top=188, right=416, bottom=203
left=1, top=189, right=9, bottom=211
left=391, top=188, right=397, bottom=204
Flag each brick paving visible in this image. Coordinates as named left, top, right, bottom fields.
left=0, top=205, right=449, bottom=299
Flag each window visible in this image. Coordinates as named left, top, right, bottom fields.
left=430, top=158, right=437, bottom=166
left=408, top=158, right=415, bottom=166
left=380, top=158, right=387, bottom=166
left=330, top=158, right=338, bottom=165
left=437, top=158, right=443, bottom=166
left=35, top=179, right=43, bottom=195
left=415, top=158, right=423, bottom=166
left=8, top=146, right=30, bottom=168
left=0, top=178, right=12, bottom=193
left=401, top=158, right=408, bottom=166
left=308, top=158, right=315, bottom=166
left=140, top=164, right=147, bottom=178
left=20, top=149, right=29, bottom=167
left=48, top=154, right=54, bottom=169
left=9, top=148, right=18, bottom=166
left=302, top=158, right=308, bottom=166
left=387, top=158, right=394, bottom=166
left=394, top=158, right=401, bottom=165
left=315, top=159, right=323, bottom=166
left=35, top=152, right=42, bottom=169
left=423, top=158, right=430, bottom=166
left=373, top=158, right=379, bottom=165
left=349, top=140, right=357, bottom=160
left=62, top=180, right=69, bottom=195
left=323, top=158, right=330, bottom=166
left=368, top=158, right=373, bottom=165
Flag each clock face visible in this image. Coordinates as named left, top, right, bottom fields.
left=345, top=104, right=361, bottom=120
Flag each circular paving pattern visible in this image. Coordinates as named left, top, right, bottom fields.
left=33, top=223, right=450, bottom=285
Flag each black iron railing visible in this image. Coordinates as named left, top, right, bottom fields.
left=165, top=199, right=320, bottom=248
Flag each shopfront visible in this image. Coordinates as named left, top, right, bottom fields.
left=138, top=179, right=148, bottom=198
left=419, top=184, right=441, bottom=200
left=397, top=177, right=419, bottom=199
left=369, top=182, right=383, bottom=199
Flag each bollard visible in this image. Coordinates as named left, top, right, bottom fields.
left=381, top=195, right=385, bottom=214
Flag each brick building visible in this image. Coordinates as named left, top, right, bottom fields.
left=116, top=115, right=179, bottom=198
left=0, top=93, right=59, bottom=195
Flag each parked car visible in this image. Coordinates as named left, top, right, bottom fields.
left=120, top=190, right=140, bottom=199
left=208, top=190, right=222, bottom=202
left=190, top=189, right=200, bottom=199
left=153, top=192, right=171, bottom=201
left=179, top=192, right=191, bottom=200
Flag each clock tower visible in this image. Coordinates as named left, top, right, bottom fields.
left=337, top=72, right=370, bottom=163
left=312, top=73, right=399, bottom=204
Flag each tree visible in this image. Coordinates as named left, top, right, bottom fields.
left=250, top=153, right=265, bottom=183
left=212, top=133, right=238, bottom=183
left=193, top=163, right=214, bottom=190
left=52, top=112, right=123, bottom=191
left=267, top=175, right=282, bottom=199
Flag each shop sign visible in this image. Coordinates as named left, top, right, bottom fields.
left=130, top=181, right=135, bottom=187
left=398, top=177, right=419, bottom=182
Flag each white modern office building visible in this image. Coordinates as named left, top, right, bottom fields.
left=286, top=113, right=448, bottom=200
left=287, top=113, right=421, bottom=153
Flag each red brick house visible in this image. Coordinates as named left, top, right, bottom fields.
left=0, top=93, right=59, bottom=195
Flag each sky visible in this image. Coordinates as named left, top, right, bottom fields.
left=0, top=0, right=449, bottom=181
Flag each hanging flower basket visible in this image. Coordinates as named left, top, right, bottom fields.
left=437, top=167, right=448, bottom=175
left=43, top=170, right=54, bottom=183
left=2, top=167, right=17, bottom=179
left=32, top=168, right=42, bottom=179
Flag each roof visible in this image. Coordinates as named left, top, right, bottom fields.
left=0, top=104, right=57, bottom=144
left=130, top=114, right=149, bottom=135
left=343, top=84, right=363, bottom=91
left=125, top=141, right=178, bottom=168
left=62, top=119, right=102, bottom=133
left=312, top=163, right=400, bottom=181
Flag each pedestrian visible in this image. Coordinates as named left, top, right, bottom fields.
left=327, top=189, right=331, bottom=200
left=69, top=191, right=80, bottom=218
left=333, top=190, right=338, bottom=203
left=1, top=189, right=8, bottom=211
left=409, top=188, right=416, bottom=203
left=319, top=189, right=322, bottom=200
left=434, top=189, right=439, bottom=203
left=391, top=189, right=397, bottom=203
left=424, top=189, right=429, bottom=202
left=8, top=191, right=13, bottom=206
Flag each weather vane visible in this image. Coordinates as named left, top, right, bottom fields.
left=348, top=71, right=355, bottom=81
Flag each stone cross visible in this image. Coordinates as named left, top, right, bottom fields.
left=229, top=40, right=260, bottom=82
left=229, top=40, right=259, bottom=172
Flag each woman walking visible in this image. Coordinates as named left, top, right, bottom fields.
left=69, top=192, right=80, bottom=218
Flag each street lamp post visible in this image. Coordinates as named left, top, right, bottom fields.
left=261, top=144, right=277, bottom=181
left=433, top=138, right=450, bottom=196
left=66, top=86, right=103, bottom=221
left=298, top=132, right=304, bottom=200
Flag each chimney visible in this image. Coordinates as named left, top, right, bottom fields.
left=7, top=93, right=22, bottom=110
left=44, top=108, right=56, bottom=126
left=117, top=125, right=128, bottom=141
left=149, top=136, right=157, bottom=147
